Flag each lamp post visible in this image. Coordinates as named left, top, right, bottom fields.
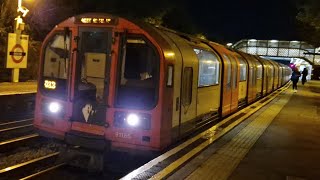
left=8, top=0, right=30, bottom=82
left=15, top=0, right=30, bottom=33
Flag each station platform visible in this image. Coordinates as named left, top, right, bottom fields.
left=167, top=81, right=320, bottom=180
left=121, top=81, right=320, bottom=180
left=0, top=82, right=37, bottom=96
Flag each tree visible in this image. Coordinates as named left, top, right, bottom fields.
left=0, top=0, right=16, bottom=57
left=295, top=0, right=320, bottom=46
left=26, top=0, right=78, bottom=40
left=0, top=0, right=41, bottom=81
left=0, top=0, right=202, bottom=81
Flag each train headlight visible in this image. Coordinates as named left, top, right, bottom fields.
left=48, top=102, right=61, bottom=113
left=114, top=112, right=151, bottom=130
left=126, top=113, right=139, bottom=127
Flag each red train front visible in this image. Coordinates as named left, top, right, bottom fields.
left=34, top=13, right=170, bottom=152
left=33, top=13, right=291, bottom=155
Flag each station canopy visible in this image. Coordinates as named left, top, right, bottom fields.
left=232, top=39, right=320, bottom=66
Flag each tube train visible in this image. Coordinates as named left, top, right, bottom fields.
left=34, top=13, right=291, bottom=153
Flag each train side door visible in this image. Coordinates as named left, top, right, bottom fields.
left=229, top=55, right=239, bottom=112
left=266, top=63, right=272, bottom=93
left=179, top=52, right=198, bottom=133
left=161, top=32, right=197, bottom=137
left=244, top=56, right=255, bottom=103
left=71, top=27, right=112, bottom=134
left=221, top=54, right=232, bottom=117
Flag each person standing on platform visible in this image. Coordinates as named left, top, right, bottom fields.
left=301, top=68, right=308, bottom=85
left=291, top=67, right=301, bottom=92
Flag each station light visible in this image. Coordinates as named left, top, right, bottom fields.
left=269, top=40, right=278, bottom=43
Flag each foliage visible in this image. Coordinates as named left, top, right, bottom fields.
left=295, top=0, right=320, bottom=46
left=0, top=0, right=41, bottom=81
left=26, top=0, right=78, bottom=40
left=0, top=0, right=15, bottom=58
left=296, top=0, right=320, bottom=30
left=0, top=0, right=203, bottom=81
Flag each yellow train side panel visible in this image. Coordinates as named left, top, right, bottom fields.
left=238, top=81, right=247, bottom=101
left=197, top=86, right=220, bottom=116
left=256, top=79, right=262, bottom=96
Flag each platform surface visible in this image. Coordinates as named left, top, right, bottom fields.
left=168, top=81, right=320, bottom=180
left=0, top=82, right=37, bottom=96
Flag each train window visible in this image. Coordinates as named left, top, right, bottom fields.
left=43, top=33, right=70, bottom=79
left=167, top=65, right=173, bottom=87
left=81, top=31, right=109, bottom=52
left=223, top=55, right=231, bottom=88
left=78, top=29, right=111, bottom=102
left=250, top=66, right=255, bottom=85
left=228, top=55, right=237, bottom=88
left=270, top=65, right=275, bottom=77
left=116, top=35, right=159, bottom=109
left=41, top=31, right=71, bottom=98
left=256, top=63, right=263, bottom=79
left=182, top=67, right=193, bottom=106
left=194, top=49, right=220, bottom=87
left=267, top=65, right=272, bottom=78
left=238, top=57, right=247, bottom=81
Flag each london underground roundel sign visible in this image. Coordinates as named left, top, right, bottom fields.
left=10, top=44, right=26, bottom=63
left=6, top=33, right=29, bottom=68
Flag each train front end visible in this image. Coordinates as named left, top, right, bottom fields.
left=34, top=13, right=167, bottom=152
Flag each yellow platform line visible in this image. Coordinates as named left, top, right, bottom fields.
left=185, top=92, right=292, bottom=180
left=120, top=84, right=290, bottom=180
left=150, top=85, right=291, bottom=180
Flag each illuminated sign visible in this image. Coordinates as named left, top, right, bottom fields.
left=44, top=80, right=56, bottom=90
left=76, top=17, right=117, bottom=25
left=127, top=39, right=146, bottom=44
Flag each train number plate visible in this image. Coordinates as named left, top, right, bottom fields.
left=44, top=80, right=56, bottom=90
left=115, top=132, right=132, bottom=139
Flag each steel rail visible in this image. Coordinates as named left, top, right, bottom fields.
left=0, top=118, right=33, bottom=127
left=0, top=124, right=33, bottom=133
left=0, top=152, right=60, bottom=174
left=0, top=133, right=39, bottom=146
left=20, top=163, right=66, bottom=180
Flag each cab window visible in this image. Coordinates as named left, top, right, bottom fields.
left=116, top=35, right=159, bottom=109
left=41, top=31, right=71, bottom=99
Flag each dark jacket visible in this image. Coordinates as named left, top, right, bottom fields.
left=291, top=70, right=301, bottom=82
left=302, top=69, right=308, bottom=78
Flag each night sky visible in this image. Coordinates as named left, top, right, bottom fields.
left=25, top=0, right=300, bottom=44
left=183, top=0, right=298, bottom=43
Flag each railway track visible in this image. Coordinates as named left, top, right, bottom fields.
left=0, top=85, right=290, bottom=179
left=0, top=118, right=36, bottom=143
left=0, top=118, right=33, bottom=130
left=0, top=152, right=61, bottom=180
left=0, top=133, right=40, bottom=153
left=0, top=117, right=69, bottom=180
left=12, top=150, right=153, bottom=180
